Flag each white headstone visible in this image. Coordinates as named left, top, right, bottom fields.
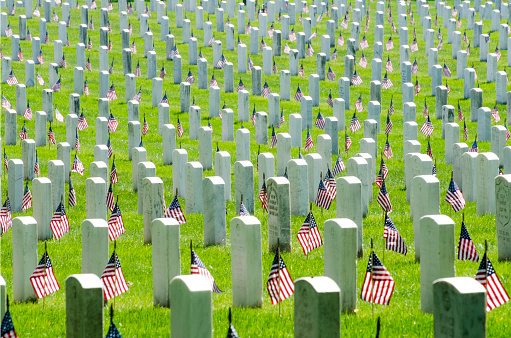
left=143, top=177, right=164, bottom=244
left=81, top=219, right=108, bottom=277
left=203, top=176, right=226, bottom=246
left=13, top=216, right=38, bottom=302
left=267, top=177, right=292, bottom=252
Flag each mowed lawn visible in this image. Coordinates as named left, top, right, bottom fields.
left=1, top=0, right=511, bottom=336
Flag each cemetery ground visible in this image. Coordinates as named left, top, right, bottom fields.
left=1, top=0, right=511, bottom=336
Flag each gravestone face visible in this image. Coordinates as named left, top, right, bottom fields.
left=231, top=216, right=263, bottom=308
left=294, top=277, right=341, bottom=337
left=267, top=177, right=291, bottom=252
left=347, top=157, right=369, bottom=217
left=172, top=149, right=187, bottom=197
left=202, top=176, right=226, bottom=246
left=13, top=216, right=38, bottom=302
left=8, top=159, right=24, bottom=213
left=85, top=178, right=107, bottom=221
left=185, top=161, right=203, bottom=213
left=199, top=127, right=213, bottom=170
left=33, top=177, right=53, bottom=240
left=81, top=219, right=108, bottom=277
left=476, top=152, right=499, bottom=216
left=137, top=161, right=156, bottom=214
left=495, top=175, right=511, bottom=261
left=142, top=177, right=164, bottom=244
left=287, top=159, right=309, bottom=216
left=215, top=151, right=231, bottom=201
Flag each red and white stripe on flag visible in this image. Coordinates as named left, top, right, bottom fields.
left=30, top=253, right=60, bottom=298
left=360, top=251, right=395, bottom=305
left=267, top=252, right=294, bottom=304
left=101, top=252, right=129, bottom=300
left=296, top=212, right=322, bottom=255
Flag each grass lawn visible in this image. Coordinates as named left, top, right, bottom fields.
left=1, top=0, right=511, bottom=336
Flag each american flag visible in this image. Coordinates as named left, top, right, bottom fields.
left=1, top=95, right=10, bottom=109
left=297, top=212, right=322, bottom=255
left=108, top=203, right=125, bottom=241
left=0, top=298, right=17, bottom=337
left=306, top=43, right=314, bottom=56
left=458, top=101, right=464, bottom=121
left=36, top=72, right=44, bottom=86
left=66, top=16, right=70, bottom=27
left=24, top=102, right=32, bottom=120
left=331, top=48, right=337, bottom=60
left=270, top=127, right=277, bottom=148
left=184, top=70, right=195, bottom=84
left=87, top=38, right=92, bottom=51
left=74, top=129, right=80, bottom=152
left=359, top=53, right=368, bottom=68
left=426, top=139, right=434, bottom=158
left=48, top=125, right=56, bottom=144
left=110, top=158, right=118, bottom=184
left=273, top=60, right=278, bottom=74
left=315, top=179, right=333, bottom=209
left=52, top=78, right=61, bottom=92
left=7, top=71, right=18, bottom=86
left=333, top=154, right=345, bottom=176
left=337, top=32, right=345, bottom=46
left=134, top=61, right=141, bottom=77
left=350, top=113, right=361, bottom=133
left=470, top=138, right=478, bottom=153
left=107, top=0, right=113, bottom=10
left=464, top=119, right=469, bottom=141
left=30, top=252, right=60, bottom=299
left=475, top=253, right=510, bottom=311
left=191, top=249, right=222, bottom=293
left=248, top=56, right=254, bottom=71
left=495, top=46, right=501, bottom=61
left=382, top=72, right=393, bottom=89
left=267, top=251, right=294, bottom=304
left=0, top=197, right=12, bottom=234
left=410, top=38, right=419, bottom=52
left=131, top=87, right=141, bottom=102
left=386, top=37, right=394, bottom=50
left=169, top=45, right=179, bottom=60
left=251, top=106, right=257, bottom=126
left=236, top=79, right=245, bottom=92
left=443, top=63, right=452, bottom=77
left=259, top=180, right=268, bottom=211
left=101, top=251, right=129, bottom=300
left=284, top=42, right=291, bottom=54
left=437, top=38, right=443, bottom=50
left=361, top=251, right=395, bottom=305
left=21, top=182, right=32, bottom=211
left=446, top=176, right=465, bottom=212
left=141, top=115, right=149, bottom=135
left=19, top=124, right=28, bottom=140
left=414, top=79, right=421, bottom=96
left=324, top=169, right=336, bottom=198
left=289, top=28, right=296, bottom=41
left=383, top=138, right=393, bottom=159
left=341, top=17, right=348, bottom=29
left=84, top=80, right=89, bottom=96
left=239, top=202, right=250, bottom=216
left=304, top=129, right=314, bottom=151
left=4, top=24, right=12, bottom=37
left=165, top=195, right=186, bottom=224
left=492, top=103, right=501, bottom=122
left=262, top=82, right=271, bottom=98
left=458, top=221, right=479, bottom=262
left=33, top=7, right=40, bottom=17
left=317, top=13, right=323, bottom=22
left=505, top=121, right=511, bottom=141
left=360, top=35, right=369, bottom=49
left=52, top=10, right=58, bottom=22
left=210, top=74, right=218, bottom=87
left=299, top=64, right=305, bottom=77
left=384, top=214, right=407, bottom=255
left=106, top=183, right=114, bottom=211
left=128, top=22, right=132, bottom=34
left=109, top=60, right=114, bottom=74
left=161, top=92, right=169, bottom=104
left=89, top=18, right=94, bottom=30
left=246, top=21, right=252, bottom=34
left=177, top=118, right=184, bottom=137
left=385, top=113, right=393, bottom=135
left=260, top=38, right=266, bottom=50
left=37, top=49, right=44, bottom=64
left=278, top=110, right=285, bottom=128
left=355, top=95, right=364, bottom=112
left=295, top=86, right=304, bottom=102
left=309, top=30, right=317, bottom=41
left=385, top=57, right=393, bottom=72
left=107, top=85, right=118, bottom=101
left=315, top=111, right=325, bottom=129
left=268, top=24, right=275, bottom=37
left=34, top=152, right=40, bottom=175
left=215, top=54, right=227, bottom=69
left=327, top=66, right=335, bottom=81
left=463, top=31, right=469, bottom=43
left=437, top=28, right=442, bottom=39
left=351, top=70, right=363, bottom=86
left=327, top=91, right=334, bottom=107
left=411, top=59, right=418, bottom=74
left=86, top=57, right=92, bottom=72
left=50, top=201, right=69, bottom=240
left=26, top=29, right=32, bottom=41
left=45, top=31, right=49, bottom=44
left=78, top=112, right=88, bottom=130
left=158, top=65, right=167, bottom=79
left=130, top=40, right=137, bottom=54
left=375, top=158, right=389, bottom=188
left=377, top=179, right=392, bottom=213
left=55, top=108, right=64, bottom=122
left=72, top=154, right=85, bottom=175
left=420, top=116, right=434, bottom=137
left=68, top=176, right=77, bottom=207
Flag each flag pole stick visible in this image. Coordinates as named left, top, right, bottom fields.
left=370, top=238, right=374, bottom=318
left=277, top=237, right=281, bottom=317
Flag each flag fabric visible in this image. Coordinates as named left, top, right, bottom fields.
left=446, top=177, right=465, bottom=212
left=78, top=113, right=88, bottom=130
left=24, top=102, right=32, bottom=120
left=19, top=124, right=28, bottom=140
left=169, top=45, right=179, bottom=59
left=142, top=116, right=149, bottom=135
left=377, top=179, right=392, bottom=213
left=432, top=163, right=437, bottom=176
left=74, top=129, right=80, bottom=152
left=470, top=138, right=478, bottom=152
left=351, top=70, right=363, bottom=86
left=420, top=116, right=434, bottom=136
left=107, top=85, right=118, bottom=101
left=299, top=64, right=305, bottom=77
left=215, top=54, right=227, bottom=69
left=385, top=114, right=393, bottom=135
left=272, top=59, right=278, bottom=74
left=355, top=95, right=363, bottom=112
left=306, top=42, right=314, bottom=56
left=297, top=212, right=322, bottom=255
left=101, top=252, right=129, bottom=300
left=72, top=154, right=85, bottom=175
left=191, top=249, right=222, bottom=293
left=110, top=158, right=118, bottom=184
left=4, top=24, right=12, bottom=37
left=30, top=252, right=60, bottom=299
left=304, top=129, right=314, bottom=151
left=412, top=59, right=418, bottom=74
left=278, top=110, right=285, bottom=128
left=284, top=42, right=291, bottom=54
left=270, top=127, right=277, bottom=148
left=60, top=55, right=67, bottom=69
left=248, top=56, right=254, bottom=71
left=315, top=111, right=325, bottom=129
left=458, top=102, right=464, bottom=121
left=2, top=95, right=11, bottom=109
left=492, top=103, right=501, bottom=122
left=21, top=183, right=32, bottom=211
left=475, top=253, right=510, bottom=311
left=332, top=153, right=346, bottom=176
left=383, top=138, right=393, bottom=159
left=84, top=80, right=89, bottom=96
left=177, top=118, right=184, bottom=137
left=68, top=177, right=77, bottom=207
left=496, top=46, right=501, bottom=61
left=464, top=119, right=469, bottom=141
left=0, top=197, right=12, bottom=234
left=437, top=38, right=443, bottom=50
left=337, top=31, right=345, bottom=45
left=350, top=113, right=361, bottom=133
left=33, top=153, right=40, bottom=175
left=327, top=92, right=334, bottom=107
left=384, top=215, right=407, bottom=255
left=210, top=74, right=218, bottom=87
left=37, top=49, right=45, bottom=65
left=359, top=53, right=368, bottom=68
left=294, top=85, right=304, bottom=101
left=185, top=70, right=195, bottom=84
left=360, top=35, right=369, bottom=49
left=262, top=81, right=271, bottom=98
left=267, top=251, right=294, bottom=304
left=259, top=181, right=268, bottom=211
left=382, top=72, right=393, bottom=89
left=17, top=47, right=23, bottom=62
left=414, top=79, right=421, bottom=96
left=87, top=37, right=93, bottom=51
left=375, top=158, right=389, bottom=188
left=108, top=113, right=119, bottom=132
left=161, top=92, right=169, bottom=104
left=0, top=302, right=17, bottom=338
left=7, top=71, right=18, bottom=86
left=411, top=37, right=419, bottom=52
left=458, top=222, right=479, bottom=262
left=331, top=48, right=338, bottom=60
left=133, top=87, right=142, bottom=102
left=505, top=122, right=511, bottom=141
left=165, top=195, right=186, bottom=224
left=427, top=140, right=433, bottom=158
left=385, top=57, right=393, bottom=72
left=443, top=63, right=452, bottom=77
left=324, top=169, right=336, bottom=198
left=423, top=99, right=429, bottom=117
left=106, top=181, right=115, bottom=212
left=236, top=79, right=245, bottom=91
left=52, top=78, right=61, bottom=91
left=50, top=201, right=69, bottom=240
left=386, top=37, right=394, bottom=50
left=251, top=107, right=257, bottom=126
left=48, top=125, right=56, bottom=144
left=326, top=66, right=336, bottom=81
left=239, top=202, right=250, bottom=216
left=108, top=203, right=125, bottom=241
left=463, top=31, right=469, bottom=43
left=135, top=61, right=141, bottom=77
left=106, top=136, right=113, bottom=159
left=315, top=179, right=333, bottom=210
left=360, top=251, right=395, bottom=305
left=86, top=57, right=92, bottom=72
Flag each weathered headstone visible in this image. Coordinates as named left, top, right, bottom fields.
left=266, top=176, right=291, bottom=252
left=81, top=219, right=108, bottom=277
left=13, top=216, right=37, bottom=302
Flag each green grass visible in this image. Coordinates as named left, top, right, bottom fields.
left=1, top=0, right=511, bottom=336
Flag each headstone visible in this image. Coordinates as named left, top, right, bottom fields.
left=57, top=143, right=70, bottom=182
left=203, top=176, right=226, bottom=246
left=185, top=161, right=203, bottom=213
left=172, top=149, right=187, bottom=197
left=266, top=177, right=291, bottom=252
left=33, top=178, right=52, bottom=240
left=477, top=107, right=492, bottom=141
left=81, top=219, right=108, bottom=277
left=199, top=127, right=213, bottom=170
left=235, top=160, right=255, bottom=214
left=347, top=157, right=369, bottom=217
left=445, top=123, right=459, bottom=164
left=85, top=178, right=107, bottom=221
left=137, top=162, right=156, bottom=213
left=255, top=112, right=268, bottom=144
left=287, top=159, right=309, bottom=216
left=215, top=151, right=231, bottom=201
left=236, top=128, right=250, bottom=162
left=13, top=216, right=37, bottom=302
left=477, top=152, right=499, bottom=216
left=461, top=152, right=478, bottom=202
left=21, top=139, right=35, bottom=181
left=142, top=177, right=164, bottom=244
left=258, top=153, right=275, bottom=190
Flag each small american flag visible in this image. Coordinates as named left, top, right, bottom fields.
left=30, top=252, right=60, bottom=299
left=52, top=78, right=61, bottom=92
left=304, top=129, right=314, bottom=151
left=443, top=63, right=452, bottom=77
left=337, top=32, right=345, bottom=46
left=268, top=24, right=275, bottom=37
left=384, top=214, right=407, bottom=255
left=351, top=70, right=363, bottom=86
left=420, top=116, right=434, bottom=137
left=108, top=203, right=125, bottom=241
left=432, top=163, right=437, bottom=176
left=109, top=60, right=114, bottom=74
left=87, top=38, right=92, bottom=51
left=215, top=54, right=227, bottom=69
left=426, top=139, right=434, bottom=158
left=130, top=40, right=137, bottom=54
left=107, top=0, right=113, bottom=10
left=457, top=101, right=464, bottom=121
left=236, top=79, right=245, bottom=91
left=386, top=37, right=394, bottom=50
left=45, top=31, right=49, bottom=43
left=315, top=179, right=333, bottom=209
left=0, top=197, right=12, bottom=234
left=21, top=182, right=32, bottom=211
left=128, top=22, right=132, bottom=34
left=48, top=125, right=56, bottom=144
left=308, top=30, right=317, bottom=41
left=350, top=113, right=361, bottom=133
left=74, top=129, right=80, bottom=152
left=33, top=7, right=40, bottom=17
left=464, top=119, right=469, bottom=141
left=110, top=158, right=118, bottom=184
left=52, top=10, right=58, bottom=22
left=185, top=70, right=195, bottom=84
left=69, top=177, right=77, bottom=207
left=107, top=85, right=118, bottom=101
left=332, top=154, right=345, bottom=176
left=169, top=45, right=179, bottom=60
left=457, top=14, right=462, bottom=28
left=24, top=101, right=32, bottom=120
left=463, top=31, right=469, bottom=43
left=317, top=13, right=323, bottom=22
left=437, top=29, right=442, bottom=39
left=505, top=121, right=511, bottom=141
left=37, top=50, right=44, bottom=64
left=376, top=158, right=389, bottom=188
left=458, top=221, right=479, bottom=262
left=252, top=107, right=257, bottom=126
left=161, top=92, right=169, bottom=104
left=492, top=103, right=501, bottom=122
left=134, top=61, right=141, bottom=77
left=108, top=39, right=113, bottom=51
left=331, top=48, right=337, bottom=60
left=239, top=202, right=250, bottom=216
left=90, top=0, right=97, bottom=9
left=142, top=115, right=149, bottom=135
left=414, top=79, right=421, bottom=96
left=26, top=29, right=32, bottom=41
left=359, top=53, right=368, bottom=68
left=327, top=91, right=334, bottom=107
left=446, top=176, right=465, bottom=212
left=1, top=95, right=10, bottom=109
left=259, top=180, right=268, bottom=211
left=383, top=138, right=393, bottom=159
left=289, top=28, right=296, bottom=41
left=19, top=124, right=28, bottom=140
left=475, top=253, right=510, bottom=311
left=248, top=56, right=254, bottom=71
left=133, top=87, right=142, bottom=102
left=306, top=43, right=314, bottom=56
left=385, top=57, right=393, bottom=72
left=210, top=74, right=218, bottom=87
left=360, top=251, right=395, bottom=305
left=84, top=80, right=89, bottom=96
left=72, top=154, right=84, bottom=175
left=270, top=127, right=277, bottom=148
left=33, top=153, right=40, bottom=175
left=299, top=64, right=305, bottom=77
left=246, top=21, right=252, bottom=34
left=106, top=183, right=114, bottom=212
left=284, top=42, right=291, bottom=54
left=177, top=118, right=184, bottom=137
left=164, top=195, right=186, bottom=224
left=341, top=17, right=348, bottom=29
left=6, top=71, right=18, bottom=86
left=385, top=113, right=393, bottom=135
left=50, top=201, right=69, bottom=239
left=159, top=65, right=166, bottom=79
left=437, top=38, right=443, bottom=50
left=262, top=82, right=271, bottom=98
left=382, top=72, right=393, bottom=89
left=4, top=24, right=12, bottom=37
left=101, top=251, right=129, bottom=300
left=86, top=57, right=92, bottom=72
left=55, top=108, right=64, bottom=123
left=191, top=249, right=222, bottom=293
left=297, top=212, right=322, bottom=255
left=324, top=169, right=336, bottom=198
left=315, top=111, right=325, bottom=129
left=78, top=112, right=88, bottom=130
left=89, top=18, right=94, bottom=30
left=267, top=250, right=294, bottom=304
left=495, top=46, right=501, bottom=61
left=412, top=59, right=418, bottom=74
left=260, top=38, right=266, bottom=50
left=470, top=137, right=478, bottom=152
left=360, top=35, right=369, bottom=49
left=355, top=95, right=363, bottom=112
left=410, top=38, right=419, bottom=52
left=273, top=60, right=278, bottom=74
left=35, top=72, right=45, bottom=86
left=377, top=179, right=392, bottom=213
left=278, top=110, right=285, bottom=128
left=327, top=66, right=335, bottom=81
